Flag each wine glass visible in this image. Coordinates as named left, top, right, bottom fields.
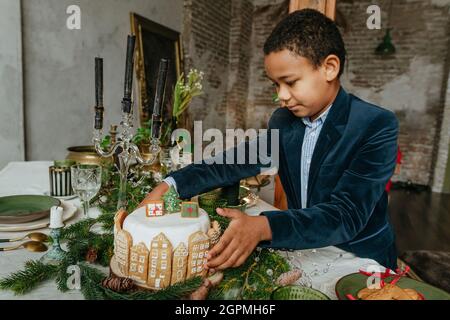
left=70, top=164, right=102, bottom=218
left=159, top=148, right=174, bottom=178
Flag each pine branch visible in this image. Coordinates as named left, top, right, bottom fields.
left=60, top=218, right=97, bottom=240
left=101, top=276, right=203, bottom=300
left=0, top=261, right=58, bottom=295
left=79, top=263, right=108, bottom=300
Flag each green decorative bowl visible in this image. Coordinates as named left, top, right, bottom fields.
left=198, top=187, right=249, bottom=215
left=0, top=195, right=60, bottom=224
left=271, top=285, right=331, bottom=300
left=198, top=189, right=227, bottom=215
left=335, top=273, right=450, bottom=300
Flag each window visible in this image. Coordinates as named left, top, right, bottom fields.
left=139, top=256, right=146, bottom=263
left=138, top=266, right=144, bottom=273
left=162, top=243, right=168, bottom=249
left=161, top=252, right=167, bottom=259
left=161, top=261, right=167, bottom=270
left=130, top=264, right=137, bottom=272
left=193, top=245, right=198, bottom=251
left=199, top=252, right=203, bottom=258
left=152, top=242, right=158, bottom=248
left=131, top=253, right=137, bottom=262
left=178, top=258, right=184, bottom=268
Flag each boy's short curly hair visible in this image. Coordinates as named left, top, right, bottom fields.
left=264, top=9, right=346, bottom=77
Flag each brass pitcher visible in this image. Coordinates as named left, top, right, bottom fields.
left=66, top=146, right=112, bottom=165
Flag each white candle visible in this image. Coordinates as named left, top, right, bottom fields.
left=49, top=206, right=64, bottom=228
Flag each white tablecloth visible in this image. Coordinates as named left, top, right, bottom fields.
left=0, top=161, right=380, bottom=300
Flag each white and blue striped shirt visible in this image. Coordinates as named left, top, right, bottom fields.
left=300, top=104, right=332, bottom=208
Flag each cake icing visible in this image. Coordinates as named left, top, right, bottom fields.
left=122, top=206, right=210, bottom=250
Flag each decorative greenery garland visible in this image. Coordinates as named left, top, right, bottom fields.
left=0, top=165, right=290, bottom=300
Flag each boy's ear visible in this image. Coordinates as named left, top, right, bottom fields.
left=322, top=54, right=340, bottom=81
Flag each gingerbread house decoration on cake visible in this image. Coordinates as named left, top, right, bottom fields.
left=114, top=209, right=132, bottom=276
left=113, top=207, right=218, bottom=289
left=129, top=242, right=149, bottom=283
left=145, top=200, right=164, bottom=217
left=148, top=233, right=173, bottom=289
left=171, top=242, right=189, bottom=285
left=181, top=201, right=199, bottom=218
left=186, top=231, right=210, bottom=278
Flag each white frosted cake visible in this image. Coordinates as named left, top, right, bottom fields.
left=123, top=206, right=210, bottom=251
left=112, top=204, right=220, bottom=290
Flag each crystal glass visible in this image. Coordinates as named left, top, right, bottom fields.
left=159, top=148, right=174, bottom=178
left=70, top=164, right=102, bottom=218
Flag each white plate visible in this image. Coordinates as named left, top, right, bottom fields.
left=0, top=200, right=78, bottom=232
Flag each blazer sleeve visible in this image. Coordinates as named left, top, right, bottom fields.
left=167, top=131, right=277, bottom=199
left=260, top=111, right=399, bottom=249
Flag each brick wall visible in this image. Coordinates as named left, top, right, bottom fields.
left=182, top=0, right=450, bottom=189
left=337, top=0, right=450, bottom=186
left=182, top=0, right=232, bottom=132
left=246, top=0, right=289, bottom=130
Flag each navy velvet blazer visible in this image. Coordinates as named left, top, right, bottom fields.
left=169, top=87, right=399, bottom=263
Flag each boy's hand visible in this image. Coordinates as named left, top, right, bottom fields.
left=206, top=208, right=272, bottom=270
left=138, top=182, right=170, bottom=208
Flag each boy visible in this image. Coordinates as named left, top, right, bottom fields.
left=141, top=9, right=399, bottom=270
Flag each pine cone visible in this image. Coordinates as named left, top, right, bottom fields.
left=85, top=247, right=98, bottom=264
left=101, top=276, right=135, bottom=292
left=211, top=220, right=221, bottom=234
left=275, top=269, right=303, bottom=286
left=207, top=229, right=221, bottom=246
left=207, top=220, right=222, bottom=246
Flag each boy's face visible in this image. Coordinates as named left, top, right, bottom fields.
left=264, top=49, right=338, bottom=120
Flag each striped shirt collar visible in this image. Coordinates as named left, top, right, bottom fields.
left=301, top=104, right=333, bottom=128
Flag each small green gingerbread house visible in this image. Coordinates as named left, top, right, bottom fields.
left=162, top=186, right=181, bottom=214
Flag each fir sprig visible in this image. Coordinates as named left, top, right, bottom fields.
left=0, top=261, right=58, bottom=295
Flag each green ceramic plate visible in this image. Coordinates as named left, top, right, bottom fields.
left=335, top=272, right=450, bottom=300
left=0, top=195, right=60, bottom=224
left=271, top=285, right=331, bottom=300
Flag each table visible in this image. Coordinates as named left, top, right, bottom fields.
left=0, top=161, right=380, bottom=300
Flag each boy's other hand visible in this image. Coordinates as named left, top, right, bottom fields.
left=138, top=182, right=170, bottom=208
left=206, top=208, right=272, bottom=270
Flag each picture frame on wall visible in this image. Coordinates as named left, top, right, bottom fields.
left=130, top=12, right=183, bottom=125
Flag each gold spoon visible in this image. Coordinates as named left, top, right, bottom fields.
left=0, top=232, right=48, bottom=243
left=0, top=241, right=48, bottom=252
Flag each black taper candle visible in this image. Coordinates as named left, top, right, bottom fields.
left=151, top=58, right=169, bottom=139
left=95, top=57, right=103, bottom=107
left=152, top=58, right=169, bottom=117
left=94, top=57, right=104, bottom=130
left=122, top=35, right=136, bottom=113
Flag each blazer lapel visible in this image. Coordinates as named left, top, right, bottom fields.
left=283, top=119, right=305, bottom=209
left=306, top=87, right=351, bottom=207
